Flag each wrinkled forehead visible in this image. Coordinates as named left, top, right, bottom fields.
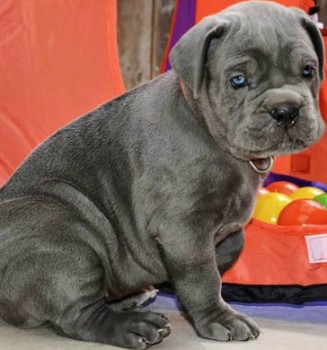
left=217, top=11, right=318, bottom=68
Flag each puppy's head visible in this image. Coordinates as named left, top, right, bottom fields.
left=170, top=1, right=325, bottom=160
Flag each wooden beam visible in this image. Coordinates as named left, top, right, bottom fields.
left=117, top=0, right=154, bottom=90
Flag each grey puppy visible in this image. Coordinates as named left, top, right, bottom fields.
left=0, top=1, right=325, bottom=349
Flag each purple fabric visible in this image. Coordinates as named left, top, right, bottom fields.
left=231, top=301, right=327, bottom=324
left=156, top=294, right=327, bottom=324
left=265, top=172, right=327, bottom=192
left=164, top=0, right=196, bottom=71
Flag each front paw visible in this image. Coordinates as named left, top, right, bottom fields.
left=195, top=307, right=260, bottom=341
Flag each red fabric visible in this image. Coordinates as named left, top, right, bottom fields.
left=223, top=219, right=327, bottom=286
left=0, top=0, right=125, bottom=187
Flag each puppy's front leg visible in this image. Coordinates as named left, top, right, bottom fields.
left=158, top=235, right=260, bottom=341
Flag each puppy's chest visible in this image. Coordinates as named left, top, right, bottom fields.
left=204, top=170, right=260, bottom=240
left=224, top=184, right=256, bottom=222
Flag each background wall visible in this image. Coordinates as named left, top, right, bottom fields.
left=118, top=0, right=327, bottom=90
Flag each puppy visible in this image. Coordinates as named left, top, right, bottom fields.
left=0, top=1, right=325, bottom=349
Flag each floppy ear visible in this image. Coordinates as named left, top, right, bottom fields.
left=169, top=16, right=230, bottom=99
left=291, top=8, right=324, bottom=80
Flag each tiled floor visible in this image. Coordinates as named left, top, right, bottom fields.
left=0, top=295, right=326, bottom=350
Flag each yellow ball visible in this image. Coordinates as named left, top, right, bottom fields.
left=253, top=192, right=292, bottom=224
left=290, top=186, right=324, bottom=200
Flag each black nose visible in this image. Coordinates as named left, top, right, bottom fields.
left=270, top=105, right=299, bottom=127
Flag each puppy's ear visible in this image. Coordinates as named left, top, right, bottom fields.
left=169, top=16, right=230, bottom=99
left=291, top=8, right=324, bottom=80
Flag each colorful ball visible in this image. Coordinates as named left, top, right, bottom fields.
left=313, top=193, right=327, bottom=208
left=253, top=192, right=291, bottom=224
left=290, top=186, right=324, bottom=200
left=266, top=181, right=299, bottom=196
left=257, top=187, right=269, bottom=196
left=278, top=199, right=327, bottom=226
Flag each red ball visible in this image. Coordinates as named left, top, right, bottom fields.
left=278, top=199, right=327, bottom=226
left=266, top=181, right=299, bottom=196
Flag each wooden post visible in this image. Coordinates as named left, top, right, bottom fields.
left=117, top=0, right=154, bottom=90
left=316, top=0, right=327, bottom=25
left=118, top=0, right=174, bottom=90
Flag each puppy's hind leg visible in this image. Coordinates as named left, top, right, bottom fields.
left=46, top=238, right=170, bottom=349
left=108, top=286, right=158, bottom=311
left=0, top=198, right=170, bottom=349
left=26, top=241, right=171, bottom=349
left=41, top=239, right=170, bottom=348
left=57, top=300, right=170, bottom=349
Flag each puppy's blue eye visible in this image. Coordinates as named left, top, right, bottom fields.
left=230, top=74, right=247, bottom=89
left=303, top=65, right=314, bottom=78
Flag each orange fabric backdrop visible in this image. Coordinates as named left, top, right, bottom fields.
left=0, top=0, right=125, bottom=186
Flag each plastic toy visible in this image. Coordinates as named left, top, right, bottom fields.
left=290, top=186, right=325, bottom=200
left=313, top=193, right=327, bottom=208
left=266, top=181, right=299, bottom=195
left=257, top=187, right=269, bottom=196
left=253, top=192, right=291, bottom=224
left=278, top=199, right=327, bottom=225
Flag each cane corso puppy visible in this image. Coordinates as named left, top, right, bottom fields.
left=0, top=1, right=325, bottom=349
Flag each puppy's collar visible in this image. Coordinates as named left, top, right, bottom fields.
left=249, top=156, right=274, bottom=174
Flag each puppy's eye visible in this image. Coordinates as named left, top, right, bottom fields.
left=230, top=74, right=247, bottom=89
left=303, top=65, right=314, bottom=78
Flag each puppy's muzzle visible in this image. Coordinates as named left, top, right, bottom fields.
left=270, top=103, right=299, bottom=128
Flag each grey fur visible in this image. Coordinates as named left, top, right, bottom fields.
left=0, top=2, right=325, bottom=349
